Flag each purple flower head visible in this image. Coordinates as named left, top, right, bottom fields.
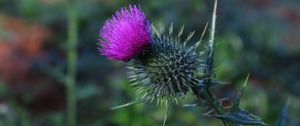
left=98, top=5, right=152, bottom=62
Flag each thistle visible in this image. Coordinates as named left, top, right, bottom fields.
left=99, top=5, right=206, bottom=104
left=98, top=2, right=266, bottom=126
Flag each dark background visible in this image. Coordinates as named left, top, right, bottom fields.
left=0, top=0, right=299, bottom=126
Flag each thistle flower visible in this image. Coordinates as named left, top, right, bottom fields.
left=99, top=5, right=206, bottom=104
left=98, top=5, right=151, bottom=62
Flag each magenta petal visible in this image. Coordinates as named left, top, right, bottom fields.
left=98, top=5, right=152, bottom=62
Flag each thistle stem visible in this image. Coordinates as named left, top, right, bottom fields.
left=192, top=86, right=229, bottom=126
left=200, top=0, right=231, bottom=126
left=66, top=0, right=78, bottom=126
left=203, top=87, right=224, bottom=113
left=207, top=0, right=217, bottom=78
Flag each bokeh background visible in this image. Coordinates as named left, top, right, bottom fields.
left=0, top=0, right=299, bottom=126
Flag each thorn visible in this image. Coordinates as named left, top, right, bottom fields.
left=110, top=100, right=144, bottom=110
left=177, top=25, right=185, bottom=41
left=219, top=98, right=230, bottom=102
left=211, top=80, right=231, bottom=86
left=174, top=98, right=178, bottom=104
left=240, top=73, right=250, bottom=98
left=184, top=46, right=195, bottom=57
left=169, top=22, right=173, bottom=36
left=158, top=23, right=165, bottom=34
left=231, top=73, right=250, bottom=111
left=163, top=104, right=170, bottom=126
left=198, top=50, right=208, bottom=56
left=195, top=22, right=209, bottom=49
left=183, top=31, right=195, bottom=47
left=183, top=104, right=198, bottom=107
left=202, top=108, right=215, bottom=116
left=152, top=24, right=161, bottom=37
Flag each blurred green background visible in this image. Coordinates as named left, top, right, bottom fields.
left=0, top=0, right=299, bottom=126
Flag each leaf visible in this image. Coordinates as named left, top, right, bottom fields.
left=211, top=73, right=267, bottom=125
left=207, top=110, right=266, bottom=125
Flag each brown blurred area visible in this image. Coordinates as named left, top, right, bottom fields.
left=0, top=14, right=65, bottom=114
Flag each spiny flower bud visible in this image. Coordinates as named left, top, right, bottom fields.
left=98, top=5, right=151, bottom=62
left=128, top=25, right=206, bottom=104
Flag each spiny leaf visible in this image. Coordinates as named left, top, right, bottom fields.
left=207, top=110, right=266, bottom=125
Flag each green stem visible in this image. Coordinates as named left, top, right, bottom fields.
left=192, top=86, right=229, bottom=126
left=200, top=1, right=231, bottom=125
left=66, top=0, right=78, bottom=126
left=203, top=88, right=223, bottom=114
left=206, top=0, right=218, bottom=78
left=203, top=88, right=230, bottom=126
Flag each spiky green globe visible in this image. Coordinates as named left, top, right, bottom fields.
left=128, top=25, right=206, bottom=104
